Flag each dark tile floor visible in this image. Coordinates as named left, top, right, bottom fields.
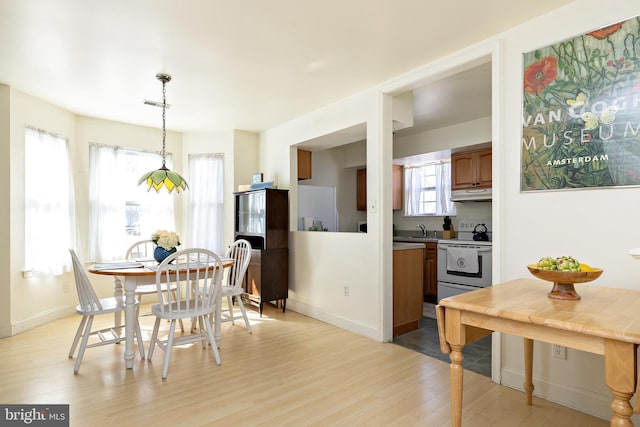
left=393, top=316, right=492, bottom=378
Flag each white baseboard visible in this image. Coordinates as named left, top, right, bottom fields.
left=501, top=367, right=615, bottom=422
left=8, top=306, right=75, bottom=337
left=286, top=299, right=379, bottom=341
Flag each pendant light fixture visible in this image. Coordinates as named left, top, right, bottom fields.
left=138, top=73, right=189, bottom=193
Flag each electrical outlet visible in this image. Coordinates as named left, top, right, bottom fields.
left=552, top=344, right=566, bottom=359
left=343, top=285, right=349, bottom=297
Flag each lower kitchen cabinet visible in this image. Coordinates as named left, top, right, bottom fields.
left=393, top=246, right=424, bottom=337
left=424, top=242, right=438, bottom=303
left=243, top=248, right=289, bottom=316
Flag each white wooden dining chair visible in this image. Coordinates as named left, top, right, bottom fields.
left=125, top=239, right=184, bottom=332
left=147, top=248, right=224, bottom=379
left=68, top=249, right=145, bottom=374
left=220, top=239, right=253, bottom=333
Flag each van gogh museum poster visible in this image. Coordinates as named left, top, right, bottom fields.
left=521, top=15, right=640, bottom=191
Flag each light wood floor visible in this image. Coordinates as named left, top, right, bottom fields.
left=0, top=303, right=608, bottom=427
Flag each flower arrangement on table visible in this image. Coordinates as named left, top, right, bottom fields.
left=151, top=229, right=181, bottom=263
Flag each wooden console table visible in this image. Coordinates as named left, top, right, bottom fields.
left=437, top=278, right=640, bottom=426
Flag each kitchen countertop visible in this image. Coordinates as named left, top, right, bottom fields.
left=393, top=242, right=426, bottom=250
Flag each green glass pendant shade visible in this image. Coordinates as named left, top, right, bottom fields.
left=138, top=165, right=188, bottom=193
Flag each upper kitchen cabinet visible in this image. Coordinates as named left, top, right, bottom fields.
left=357, top=168, right=367, bottom=211
left=451, top=147, right=492, bottom=190
left=297, top=149, right=312, bottom=180
left=357, top=165, right=403, bottom=211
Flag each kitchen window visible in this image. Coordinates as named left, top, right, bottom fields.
left=404, top=160, right=456, bottom=216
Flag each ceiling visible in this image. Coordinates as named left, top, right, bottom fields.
left=0, top=0, right=572, bottom=134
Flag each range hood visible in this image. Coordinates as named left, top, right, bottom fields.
left=450, top=188, right=492, bottom=202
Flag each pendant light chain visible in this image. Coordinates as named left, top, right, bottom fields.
left=161, top=79, right=167, bottom=167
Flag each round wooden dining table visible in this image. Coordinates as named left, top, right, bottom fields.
left=89, top=258, right=233, bottom=369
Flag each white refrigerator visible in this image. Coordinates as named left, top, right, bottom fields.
left=298, top=185, right=338, bottom=232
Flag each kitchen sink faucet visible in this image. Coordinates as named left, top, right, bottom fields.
left=416, top=224, right=427, bottom=236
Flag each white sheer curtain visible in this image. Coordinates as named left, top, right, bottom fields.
left=404, top=167, right=423, bottom=216
left=88, top=145, right=126, bottom=261
left=404, top=161, right=456, bottom=216
left=435, top=161, right=455, bottom=215
left=185, top=154, right=224, bottom=254
left=88, top=144, right=176, bottom=261
left=25, top=127, right=77, bottom=275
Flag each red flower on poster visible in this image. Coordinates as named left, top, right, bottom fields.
left=586, top=23, right=622, bottom=39
left=523, top=57, right=558, bottom=94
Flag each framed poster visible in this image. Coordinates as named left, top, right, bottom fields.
left=252, top=172, right=263, bottom=184
left=521, top=15, right=640, bottom=192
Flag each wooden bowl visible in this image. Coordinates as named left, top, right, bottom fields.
left=527, top=265, right=603, bottom=300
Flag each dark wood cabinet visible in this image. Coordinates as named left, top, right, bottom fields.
left=234, top=188, right=289, bottom=315
left=424, top=242, right=438, bottom=302
left=451, top=147, right=492, bottom=190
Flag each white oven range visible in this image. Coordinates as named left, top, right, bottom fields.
left=437, top=220, right=492, bottom=303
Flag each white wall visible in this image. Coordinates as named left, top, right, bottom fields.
left=261, top=88, right=392, bottom=340
left=0, top=85, right=10, bottom=336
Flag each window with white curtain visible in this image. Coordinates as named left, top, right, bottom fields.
left=184, top=153, right=224, bottom=254
left=24, top=127, right=77, bottom=275
left=404, top=160, right=456, bottom=216
left=88, top=144, right=175, bottom=261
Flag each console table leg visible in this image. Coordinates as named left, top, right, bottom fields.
left=524, top=338, right=534, bottom=405
left=449, top=344, right=464, bottom=427
left=605, top=340, right=636, bottom=427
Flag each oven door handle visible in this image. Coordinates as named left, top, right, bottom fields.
left=438, top=246, right=492, bottom=252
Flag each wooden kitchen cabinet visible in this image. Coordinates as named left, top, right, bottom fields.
left=357, top=168, right=367, bottom=211
left=392, top=164, right=403, bottom=209
left=356, top=165, right=403, bottom=211
left=393, top=246, right=424, bottom=337
left=298, top=149, right=312, bottom=180
left=424, top=242, right=438, bottom=303
left=451, top=147, right=492, bottom=190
